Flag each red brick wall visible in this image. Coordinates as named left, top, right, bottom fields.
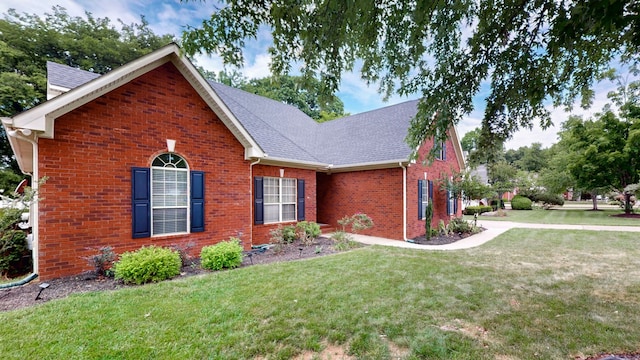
left=317, top=168, right=404, bottom=239
left=315, top=130, right=462, bottom=242
left=37, top=62, right=252, bottom=280
left=251, top=165, right=317, bottom=245
left=406, top=131, right=462, bottom=239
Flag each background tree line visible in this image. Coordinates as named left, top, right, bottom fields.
left=0, top=7, right=348, bottom=194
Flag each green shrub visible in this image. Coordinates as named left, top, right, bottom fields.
left=269, top=225, right=295, bottom=253
left=331, top=230, right=358, bottom=251
left=282, top=225, right=297, bottom=243
left=536, top=193, right=565, bottom=208
left=462, top=205, right=493, bottom=215
left=113, top=246, right=181, bottom=284
left=296, top=221, right=321, bottom=246
left=84, top=246, right=116, bottom=277
left=447, top=217, right=474, bottom=234
left=200, top=238, right=243, bottom=271
left=0, top=230, right=30, bottom=278
left=511, top=195, right=532, bottom=210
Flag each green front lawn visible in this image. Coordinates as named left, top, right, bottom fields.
left=2, top=229, right=640, bottom=359
left=467, top=207, right=640, bottom=226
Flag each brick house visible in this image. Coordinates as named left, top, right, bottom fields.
left=2, top=44, right=464, bottom=280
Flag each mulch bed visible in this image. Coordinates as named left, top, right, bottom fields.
left=611, top=213, right=640, bottom=219
left=410, top=228, right=485, bottom=245
left=0, top=236, right=345, bottom=313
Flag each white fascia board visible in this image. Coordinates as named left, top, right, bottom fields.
left=449, top=125, right=466, bottom=170
left=327, top=159, right=410, bottom=173
left=257, top=156, right=330, bottom=170
left=1, top=118, right=33, bottom=173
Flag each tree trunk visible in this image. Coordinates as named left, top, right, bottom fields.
left=624, top=193, right=632, bottom=214
left=591, top=191, right=598, bottom=210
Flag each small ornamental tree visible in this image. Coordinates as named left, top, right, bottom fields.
left=424, top=203, right=433, bottom=240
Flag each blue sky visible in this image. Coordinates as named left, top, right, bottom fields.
left=1, top=0, right=627, bottom=149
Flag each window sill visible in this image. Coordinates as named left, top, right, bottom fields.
left=151, top=232, right=190, bottom=238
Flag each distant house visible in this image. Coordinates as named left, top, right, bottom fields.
left=2, top=44, right=465, bottom=280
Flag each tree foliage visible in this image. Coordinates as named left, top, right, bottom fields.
left=182, top=0, right=639, bottom=161
left=0, top=6, right=174, bottom=171
left=558, top=112, right=640, bottom=213
left=239, top=75, right=347, bottom=121
left=488, top=161, right=517, bottom=200
left=505, top=143, right=549, bottom=173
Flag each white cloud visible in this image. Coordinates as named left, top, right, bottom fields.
left=243, top=53, right=272, bottom=79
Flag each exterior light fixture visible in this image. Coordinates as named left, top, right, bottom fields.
left=35, top=282, right=50, bottom=300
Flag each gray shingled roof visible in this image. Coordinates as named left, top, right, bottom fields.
left=46, top=62, right=418, bottom=166
left=46, top=61, right=101, bottom=89
left=313, top=100, right=418, bottom=165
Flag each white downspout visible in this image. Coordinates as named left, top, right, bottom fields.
left=249, top=158, right=261, bottom=248
left=399, top=162, right=407, bottom=241
left=7, top=131, right=39, bottom=275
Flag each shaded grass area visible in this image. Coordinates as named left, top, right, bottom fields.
left=2, top=229, right=640, bottom=359
left=468, top=207, right=640, bottom=226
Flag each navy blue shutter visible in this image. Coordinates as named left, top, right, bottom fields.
left=297, top=179, right=305, bottom=221
left=254, top=177, right=264, bottom=224
left=447, top=190, right=452, bottom=215
left=191, top=171, right=205, bottom=232
left=418, top=180, right=424, bottom=219
left=132, top=167, right=151, bottom=238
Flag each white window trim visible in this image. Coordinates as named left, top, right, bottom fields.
left=448, top=187, right=455, bottom=216
left=264, top=176, right=297, bottom=224
left=150, top=157, right=190, bottom=237
left=421, top=180, right=429, bottom=220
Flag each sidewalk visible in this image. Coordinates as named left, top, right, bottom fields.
left=350, top=220, right=640, bottom=251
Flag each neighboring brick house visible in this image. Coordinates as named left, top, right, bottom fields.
left=2, top=44, right=464, bottom=280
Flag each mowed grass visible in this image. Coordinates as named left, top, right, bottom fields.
left=2, top=229, right=640, bottom=359
left=467, top=207, right=640, bottom=226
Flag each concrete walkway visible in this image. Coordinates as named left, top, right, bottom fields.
left=350, top=220, right=640, bottom=251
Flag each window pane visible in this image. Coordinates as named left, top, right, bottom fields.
left=282, top=178, right=296, bottom=203
left=264, top=178, right=280, bottom=204
left=264, top=204, right=279, bottom=223
left=153, top=208, right=187, bottom=235
left=282, top=204, right=296, bottom=221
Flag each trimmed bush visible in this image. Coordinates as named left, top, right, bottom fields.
left=114, top=246, right=181, bottom=284
left=511, top=195, right=532, bottom=210
left=296, top=221, right=321, bottom=246
left=200, top=238, right=243, bottom=271
left=463, top=205, right=493, bottom=215
left=282, top=225, right=297, bottom=243
left=536, top=193, right=565, bottom=208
